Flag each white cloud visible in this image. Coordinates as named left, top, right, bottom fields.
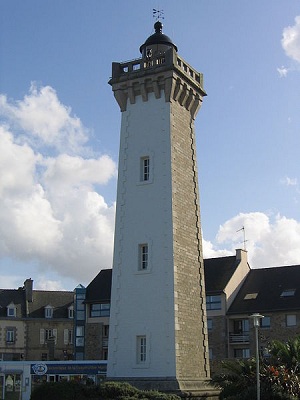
left=0, top=84, right=89, bottom=154
left=203, top=212, right=300, bottom=269
left=281, top=15, right=300, bottom=64
left=280, top=176, right=298, bottom=186
left=277, top=66, right=289, bottom=77
left=0, top=85, right=117, bottom=285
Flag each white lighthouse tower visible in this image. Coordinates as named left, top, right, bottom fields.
left=107, top=21, right=217, bottom=398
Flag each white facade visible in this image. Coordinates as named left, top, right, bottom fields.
left=108, top=93, right=176, bottom=378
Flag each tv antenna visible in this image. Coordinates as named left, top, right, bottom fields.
left=153, top=8, right=164, bottom=21
left=237, top=226, right=248, bottom=251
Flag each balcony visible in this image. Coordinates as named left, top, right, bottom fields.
left=229, top=332, right=250, bottom=344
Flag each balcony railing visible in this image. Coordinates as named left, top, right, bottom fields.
left=229, top=333, right=250, bottom=344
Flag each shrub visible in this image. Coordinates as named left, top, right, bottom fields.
left=30, top=380, right=181, bottom=400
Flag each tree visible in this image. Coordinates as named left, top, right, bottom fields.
left=212, top=336, right=300, bottom=399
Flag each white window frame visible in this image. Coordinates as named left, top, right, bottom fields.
left=45, top=305, right=53, bottom=319
left=6, top=329, right=15, bottom=343
left=7, top=304, right=16, bottom=317
left=64, top=329, right=73, bottom=345
left=68, top=305, right=74, bottom=319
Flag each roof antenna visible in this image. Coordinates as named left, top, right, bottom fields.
left=237, top=226, right=248, bottom=251
left=153, top=8, right=164, bottom=21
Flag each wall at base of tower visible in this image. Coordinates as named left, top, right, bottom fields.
left=106, top=377, right=220, bottom=399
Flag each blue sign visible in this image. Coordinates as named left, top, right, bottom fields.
left=31, top=362, right=106, bottom=375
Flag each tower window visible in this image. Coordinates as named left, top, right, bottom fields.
left=139, top=244, right=148, bottom=270
left=141, top=157, right=150, bottom=181
left=137, top=335, right=147, bottom=363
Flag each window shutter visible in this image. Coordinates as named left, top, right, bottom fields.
left=40, top=329, right=45, bottom=344
left=64, top=329, right=68, bottom=344
left=53, top=329, right=57, bottom=344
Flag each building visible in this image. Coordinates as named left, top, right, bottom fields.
left=84, top=269, right=111, bottom=361
left=81, top=255, right=300, bottom=378
left=106, top=20, right=217, bottom=397
left=0, top=279, right=74, bottom=362
left=227, top=264, right=300, bottom=360
left=204, top=249, right=250, bottom=371
left=0, top=360, right=106, bottom=400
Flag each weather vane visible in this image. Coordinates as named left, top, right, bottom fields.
left=153, top=8, right=164, bottom=21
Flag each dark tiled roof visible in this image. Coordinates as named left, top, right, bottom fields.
left=204, top=256, right=238, bottom=293
left=85, top=269, right=112, bottom=303
left=227, top=265, right=300, bottom=315
left=0, top=287, right=73, bottom=319
left=28, top=291, right=73, bottom=318
left=0, top=288, right=26, bottom=318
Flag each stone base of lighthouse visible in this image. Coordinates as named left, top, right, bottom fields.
left=106, top=377, right=220, bottom=399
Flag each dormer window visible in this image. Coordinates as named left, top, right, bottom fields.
left=7, top=303, right=16, bottom=317
left=45, top=305, right=53, bottom=318
left=281, top=289, right=296, bottom=297
left=68, top=305, right=74, bottom=319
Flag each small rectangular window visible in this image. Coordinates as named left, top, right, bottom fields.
left=6, top=329, right=15, bottom=343
left=286, top=314, right=296, bottom=327
left=139, top=244, right=148, bottom=270
left=206, top=295, right=221, bottom=310
left=141, top=157, right=150, bottom=181
left=7, top=306, right=16, bottom=317
left=90, top=303, right=110, bottom=317
left=68, top=306, right=74, bottom=319
left=137, top=336, right=147, bottom=363
left=45, top=306, right=53, bottom=318
left=207, top=318, right=213, bottom=331
left=261, top=316, right=271, bottom=328
left=234, top=348, right=250, bottom=359
left=281, top=289, right=296, bottom=297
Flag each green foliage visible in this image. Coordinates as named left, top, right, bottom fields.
left=30, top=380, right=181, bottom=400
left=212, top=335, right=300, bottom=400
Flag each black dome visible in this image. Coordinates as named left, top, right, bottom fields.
left=140, top=21, right=178, bottom=54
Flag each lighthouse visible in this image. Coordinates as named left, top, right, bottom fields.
left=107, top=21, right=217, bottom=397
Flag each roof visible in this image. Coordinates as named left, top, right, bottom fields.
left=0, top=288, right=26, bottom=318
left=140, top=21, right=178, bottom=54
left=85, top=269, right=112, bottom=303
left=204, top=255, right=239, bottom=293
left=0, top=286, right=73, bottom=319
left=227, top=265, right=300, bottom=315
left=27, top=291, right=73, bottom=318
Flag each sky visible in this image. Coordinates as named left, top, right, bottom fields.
left=0, top=1, right=300, bottom=291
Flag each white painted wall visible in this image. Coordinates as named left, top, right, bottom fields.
left=107, top=93, right=177, bottom=378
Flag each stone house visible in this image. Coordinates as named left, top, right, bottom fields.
left=0, top=279, right=74, bottom=361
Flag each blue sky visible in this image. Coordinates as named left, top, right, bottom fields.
left=1, top=1, right=300, bottom=290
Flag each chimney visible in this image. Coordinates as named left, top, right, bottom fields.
left=236, top=248, right=248, bottom=263
left=24, top=279, right=33, bottom=303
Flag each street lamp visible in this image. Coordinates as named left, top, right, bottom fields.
left=250, top=313, right=264, bottom=400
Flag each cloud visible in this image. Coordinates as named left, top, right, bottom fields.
left=0, top=84, right=89, bottom=154
left=282, top=16, right=300, bottom=64
left=277, top=66, right=288, bottom=77
left=203, top=212, right=300, bottom=269
left=280, top=176, right=298, bottom=186
left=0, top=85, right=117, bottom=285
